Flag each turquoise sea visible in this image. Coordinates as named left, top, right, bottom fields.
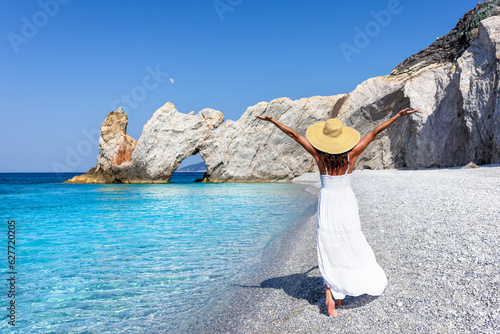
left=0, top=172, right=317, bottom=333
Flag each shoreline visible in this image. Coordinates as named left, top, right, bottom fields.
left=194, top=166, right=499, bottom=333
left=186, top=182, right=321, bottom=333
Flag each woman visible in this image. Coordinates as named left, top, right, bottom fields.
left=256, top=108, right=418, bottom=317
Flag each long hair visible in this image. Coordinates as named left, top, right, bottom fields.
left=319, top=150, right=349, bottom=175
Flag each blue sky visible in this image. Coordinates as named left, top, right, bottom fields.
left=0, top=0, right=480, bottom=172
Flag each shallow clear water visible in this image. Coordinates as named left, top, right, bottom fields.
left=0, top=173, right=316, bottom=332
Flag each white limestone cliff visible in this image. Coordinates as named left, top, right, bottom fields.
left=200, top=95, right=347, bottom=182
left=341, top=16, right=500, bottom=170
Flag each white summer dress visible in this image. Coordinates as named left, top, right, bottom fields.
left=317, top=161, right=388, bottom=300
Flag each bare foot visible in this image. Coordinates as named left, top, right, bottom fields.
left=335, top=299, right=344, bottom=307
left=326, top=299, right=338, bottom=317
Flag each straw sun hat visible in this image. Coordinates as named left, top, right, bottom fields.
left=306, top=119, right=360, bottom=154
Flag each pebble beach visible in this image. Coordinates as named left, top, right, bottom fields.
left=196, top=166, right=500, bottom=333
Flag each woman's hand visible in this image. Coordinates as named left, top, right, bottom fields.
left=397, top=108, right=419, bottom=117
left=351, top=107, right=420, bottom=160
left=255, top=115, right=274, bottom=122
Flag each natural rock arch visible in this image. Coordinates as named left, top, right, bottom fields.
left=65, top=103, right=224, bottom=183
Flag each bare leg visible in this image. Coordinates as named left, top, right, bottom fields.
left=324, top=284, right=338, bottom=316
left=335, top=299, right=344, bottom=307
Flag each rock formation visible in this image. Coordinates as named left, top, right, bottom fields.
left=65, top=103, right=223, bottom=183
left=199, top=95, right=347, bottom=182
left=66, top=0, right=500, bottom=183
left=65, top=108, right=137, bottom=183
left=95, top=108, right=137, bottom=172
left=118, top=103, right=223, bottom=183
left=462, top=162, right=480, bottom=169
left=340, top=13, right=500, bottom=170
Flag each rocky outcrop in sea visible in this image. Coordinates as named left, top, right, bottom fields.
left=66, top=0, right=500, bottom=183
left=67, top=108, right=137, bottom=183
left=66, top=103, right=223, bottom=183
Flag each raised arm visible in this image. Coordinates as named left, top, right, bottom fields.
left=350, top=108, right=419, bottom=160
left=255, top=115, right=320, bottom=160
